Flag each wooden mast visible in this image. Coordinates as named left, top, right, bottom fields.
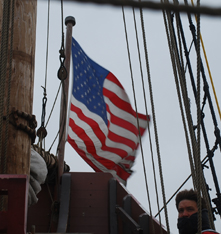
left=0, top=0, right=37, bottom=175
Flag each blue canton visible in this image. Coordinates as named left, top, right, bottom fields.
left=71, top=37, right=109, bottom=125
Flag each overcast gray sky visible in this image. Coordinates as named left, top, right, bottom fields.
left=34, top=1, right=221, bottom=233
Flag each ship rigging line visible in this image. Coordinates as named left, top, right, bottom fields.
left=161, top=0, right=212, bottom=230
left=44, top=0, right=50, bottom=92
left=173, top=0, right=215, bottom=228
left=45, top=83, right=62, bottom=128
left=163, top=0, right=217, bottom=228
left=37, top=0, right=50, bottom=153
left=182, top=0, right=221, bottom=221
left=181, top=5, right=214, bottom=227
left=39, top=0, right=66, bottom=153
left=168, top=7, right=198, bottom=188
left=155, top=147, right=218, bottom=218
left=195, top=1, right=203, bottom=232
left=190, top=0, right=221, bottom=123
left=157, top=4, right=215, bottom=228
left=51, top=0, right=221, bottom=17
left=137, top=4, right=162, bottom=234
left=131, top=6, right=156, bottom=234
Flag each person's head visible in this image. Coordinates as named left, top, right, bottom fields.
left=175, top=189, right=206, bottom=218
left=176, top=189, right=210, bottom=234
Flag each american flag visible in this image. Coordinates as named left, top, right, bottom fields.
left=67, top=37, right=148, bottom=184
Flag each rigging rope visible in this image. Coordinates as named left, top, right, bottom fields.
left=45, top=82, right=62, bottom=128
left=44, top=0, right=50, bottom=91
left=156, top=150, right=217, bottom=217
left=131, top=6, right=156, bottom=234
left=195, top=0, right=215, bottom=230
left=163, top=0, right=215, bottom=229
left=174, top=9, right=197, bottom=188
left=182, top=0, right=215, bottom=228
left=195, top=1, right=203, bottom=233
left=163, top=2, right=214, bottom=230
left=163, top=0, right=202, bottom=199
left=38, top=0, right=66, bottom=154
left=139, top=0, right=171, bottom=232
left=172, top=0, right=198, bottom=192
left=137, top=3, right=170, bottom=233
left=160, top=1, right=212, bottom=229
left=190, top=0, right=221, bottom=123
left=169, top=5, right=199, bottom=190
left=122, top=4, right=171, bottom=233
left=36, top=0, right=50, bottom=156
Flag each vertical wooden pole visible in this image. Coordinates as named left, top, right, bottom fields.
left=0, top=0, right=37, bottom=175
left=57, top=16, right=76, bottom=183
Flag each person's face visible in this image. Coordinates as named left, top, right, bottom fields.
left=178, top=199, right=198, bottom=218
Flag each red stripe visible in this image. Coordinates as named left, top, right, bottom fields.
left=69, top=138, right=130, bottom=181
left=107, top=130, right=136, bottom=150
left=106, top=72, right=124, bottom=89
left=68, top=111, right=131, bottom=181
left=103, top=84, right=148, bottom=137
left=106, top=104, right=138, bottom=135
left=103, top=87, right=135, bottom=116
left=103, top=74, right=148, bottom=123
left=106, top=102, right=146, bottom=137
left=71, top=103, right=106, bottom=144
left=137, top=112, right=150, bottom=121
left=71, top=103, right=131, bottom=158
left=67, top=135, right=102, bottom=172
left=101, top=144, right=128, bottom=158
left=125, top=155, right=135, bottom=161
left=68, top=119, right=130, bottom=180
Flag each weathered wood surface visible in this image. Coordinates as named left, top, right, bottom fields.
left=0, top=0, right=37, bottom=175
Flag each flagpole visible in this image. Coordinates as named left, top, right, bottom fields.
left=57, top=16, right=75, bottom=184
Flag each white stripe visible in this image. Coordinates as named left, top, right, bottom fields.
left=104, top=79, right=148, bottom=132
left=138, top=116, right=149, bottom=130
left=68, top=126, right=125, bottom=184
left=105, top=137, right=133, bottom=154
left=104, top=96, right=137, bottom=127
left=106, top=110, right=138, bottom=146
left=104, top=78, right=130, bottom=104
left=71, top=95, right=108, bottom=135
left=68, top=110, right=123, bottom=163
left=69, top=110, right=103, bottom=147
left=70, top=94, right=138, bottom=160
left=108, top=122, right=138, bottom=144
